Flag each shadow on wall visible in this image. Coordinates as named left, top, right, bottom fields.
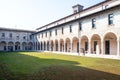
left=0, top=52, right=120, bottom=80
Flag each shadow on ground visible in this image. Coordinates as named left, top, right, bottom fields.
left=0, top=52, right=120, bottom=80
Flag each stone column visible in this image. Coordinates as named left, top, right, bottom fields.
left=79, top=38, right=81, bottom=55
left=6, top=42, right=8, bottom=51
left=20, top=43, right=22, bottom=51
left=101, top=39, right=104, bottom=55
left=71, top=42, right=73, bottom=53
left=117, top=38, right=120, bottom=56
left=88, top=40, right=91, bottom=54
left=64, top=41, right=66, bottom=52
left=58, top=42, right=60, bottom=52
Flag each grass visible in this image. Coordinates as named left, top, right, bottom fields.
left=0, top=52, right=120, bottom=80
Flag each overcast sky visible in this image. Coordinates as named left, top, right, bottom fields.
left=0, top=0, right=104, bottom=30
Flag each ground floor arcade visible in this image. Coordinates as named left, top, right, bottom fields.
left=0, top=41, right=34, bottom=51
left=38, top=32, right=120, bottom=56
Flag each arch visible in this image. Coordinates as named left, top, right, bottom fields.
left=47, top=41, right=49, bottom=51
left=72, top=37, right=79, bottom=53
left=15, top=42, right=20, bottom=51
left=8, top=42, right=14, bottom=51
left=40, top=42, right=43, bottom=50
left=28, top=42, right=33, bottom=50
left=60, top=39, right=64, bottom=52
left=0, top=41, right=7, bottom=51
left=44, top=41, right=46, bottom=50
left=22, top=42, right=27, bottom=51
left=50, top=40, right=54, bottom=51
left=91, top=34, right=101, bottom=54
left=80, top=35, right=89, bottom=53
left=103, top=32, right=117, bottom=55
left=38, top=42, right=40, bottom=50
left=55, top=39, right=58, bottom=51
left=65, top=38, right=71, bottom=52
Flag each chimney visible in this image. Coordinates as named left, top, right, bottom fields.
left=72, top=4, right=84, bottom=13
left=106, top=0, right=111, bottom=1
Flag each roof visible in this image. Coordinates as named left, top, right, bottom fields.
left=33, top=2, right=120, bottom=35
left=0, top=27, right=36, bottom=33
left=36, top=0, right=112, bottom=30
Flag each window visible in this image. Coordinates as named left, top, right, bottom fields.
left=79, top=22, right=82, bottom=31
left=23, top=36, right=26, bottom=40
left=30, top=35, right=32, bottom=40
left=92, top=18, right=96, bottom=29
left=70, top=25, right=72, bottom=33
left=42, top=33, right=43, bottom=38
left=50, top=31, right=52, bottom=36
left=108, top=13, right=113, bottom=25
left=62, top=27, right=64, bottom=34
left=55, top=29, right=57, bottom=35
left=9, top=33, right=12, bottom=38
left=16, top=36, right=19, bottom=40
left=46, top=32, right=47, bottom=37
left=2, top=33, right=5, bottom=38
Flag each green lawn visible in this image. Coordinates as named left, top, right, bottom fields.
left=0, top=52, right=120, bottom=80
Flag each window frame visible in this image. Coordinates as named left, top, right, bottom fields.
left=108, top=13, right=114, bottom=25
left=92, top=18, right=96, bottom=29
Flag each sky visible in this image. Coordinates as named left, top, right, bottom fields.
left=0, top=0, right=104, bottom=30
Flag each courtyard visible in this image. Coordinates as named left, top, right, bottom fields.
left=0, top=52, right=120, bottom=80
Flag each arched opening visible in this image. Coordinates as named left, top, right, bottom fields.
left=91, top=34, right=101, bottom=54
left=0, top=41, right=7, bottom=51
left=28, top=42, right=33, bottom=50
left=41, top=42, right=43, bottom=51
left=47, top=41, right=49, bottom=51
left=55, top=40, right=58, bottom=51
left=22, top=42, right=27, bottom=51
left=104, top=32, right=117, bottom=55
left=60, top=39, right=64, bottom=52
left=38, top=42, right=40, bottom=50
left=15, top=42, right=20, bottom=51
left=51, top=40, right=54, bottom=51
left=8, top=42, right=14, bottom=51
left=72, top=37, right=79, bottom=53
left=81, top=36, right=89, bottom=54
left=44, top=41, right=46, bottom=50
left=65, top=38, right=71, bottom=52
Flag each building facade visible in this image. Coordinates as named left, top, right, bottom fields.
left=0, top=27, right=35, bottom=51
left=34, top=0, right=120, bottom=58
left=0, top=0, right=120, bottom=59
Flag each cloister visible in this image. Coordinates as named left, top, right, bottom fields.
left=0, top=42, right=34, bottom=51
left=38, top=32, right=119, bottom=56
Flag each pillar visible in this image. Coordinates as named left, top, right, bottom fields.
left=117, top=38, right=120, bottom=56
left=101, top=39, right=104, bottom=55
left=64, top=41, right=66, bottom=52
left=71, top=42, right=73, bottom=53
left=58, top=41, right=60, bottom=52
left=88, top=40, right=91, bottom=54
left=79, top=38, right=81, bottom=55
left=20, top=43, right=22, bottom=51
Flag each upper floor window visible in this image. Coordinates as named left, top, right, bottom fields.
left=46, top=32, right=47, bottom=37
left=16, top=36, right=19, bottom=40
left=70, top=25, right=72, bottom=33
left=55, top=29, right=57, bottom=35
left=92, top=18, right=96, bottom=29
left=50, top=31, right=52, bottom=36
left=2, top=33, right=5, bottom=38
left=42, top=33, right=43, bottom=38
left=9, top=33, right=12, bottom=38
left=108, top=13, right=113, bottom=25
left=30, top=35, right=32, bottom=40
left=62, top=27, right=64, bottom=34
left=79, top=22, right=82, bottom=31
left=23, top=36, right=26, bottom=40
